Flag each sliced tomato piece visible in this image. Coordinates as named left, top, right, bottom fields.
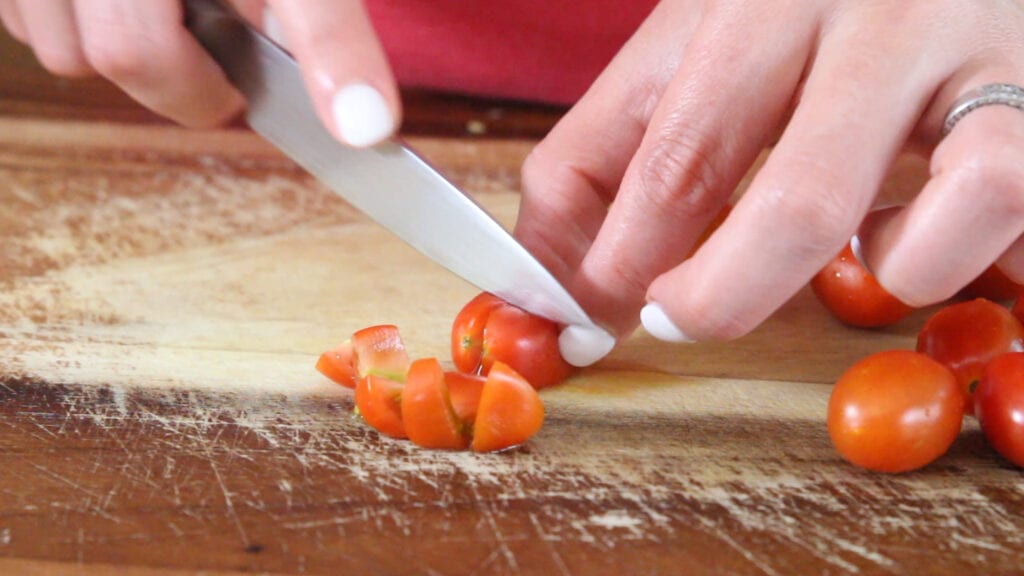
left=451, top=292, right=504, bottom=374
left=351, top=324, right=411, bottom=381
left=472, top=361, right=545, bottom=453
left=402, top=358, right=470, bottom=450
left=481, top=304, right=574, bottom=389
left=444, top=371, right=486, bottom=425
left=354, top=374, right=406, bottom=439
left=316, top=339, right=357, bottom=388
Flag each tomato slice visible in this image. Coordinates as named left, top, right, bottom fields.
left=444, top=371, right=486, bottom=425
left=975, top=352, right=1024, bottom=467
left=917, top=298, right=1024, bottom=411
left=481, top=304, right=574, bottom=390
left=451, top=292, right=505, bottom=374
left=827, top=350, right=963, bottom=473
left=402, top=358, right=470, bottom=450
left=316, top=340, right=357, bottom=388
left=810, top=242, right=914, bottom=328
left=472, top=361, right=545, bottom=453
left=961, top=265, right=1024, bottom=302
left=354, top=375, right=407, bottom=439
left=351, top=324, right=411, bottom=381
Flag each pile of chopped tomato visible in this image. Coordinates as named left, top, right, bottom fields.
left=315, top=293, right=572, bottom=453
left=828, top=293, right=1024, bottom=472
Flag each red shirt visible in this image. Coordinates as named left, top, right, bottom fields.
left=365, top=1, right=658, bottom=105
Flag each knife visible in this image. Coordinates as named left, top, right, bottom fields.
left=182, top=0, right=613, bottom=364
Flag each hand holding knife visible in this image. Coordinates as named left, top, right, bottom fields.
left=182, top=0, right=615, bottom=367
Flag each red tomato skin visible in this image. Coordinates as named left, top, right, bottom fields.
left=316, top=340, right=357, bottom=388
left=974, top=352, right=1024, bottom=467
left=472, top=361, right=545, bottom=453
left=811, top=243, right=913, bottom=328
left=1013, top=292, right=1024, bottom=326
left=961, top=265, right=1024, bottom=302
left=828, top=350, right=963, bottom=473
left=451, top=293, right=504, bottom=374
left=481, top=304, right=574, bottom=390
left=917, top=298, right=1024, bottom=411
left=444, top=371, right=486, bottom=425
left=401, top=358, right=470, bottom=450
left=354, top=375, right=407, bottom=439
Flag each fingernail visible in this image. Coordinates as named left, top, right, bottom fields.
left=262, top=7, right=289, bottom=50
left=640, top=302, right=694, bottom=343
left=559, top=324, right=616, bottom=367
left=331, top=84, right=394, bottom=147
left=849, top=234, right=870, bottom=272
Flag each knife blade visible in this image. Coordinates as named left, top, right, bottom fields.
left=183, top=0, right=597, bottom=331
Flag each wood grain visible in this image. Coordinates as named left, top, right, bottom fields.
left=2, top=30, right=1023, bottom=576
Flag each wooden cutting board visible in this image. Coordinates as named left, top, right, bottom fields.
left=1, top=111, right=1022, bottom=576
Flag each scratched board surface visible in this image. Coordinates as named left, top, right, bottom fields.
left=1, top=117, right=1023, bottom=576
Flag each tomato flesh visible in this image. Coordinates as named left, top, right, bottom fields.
left=354, top=375, right=406, bottom=439
left=916, top=298, right=1024, bottom=411
left=974, top=352, right=1024, bottom=467
left=402, top=358, right=470, bottom=450
left=472, top=361, right=545, bottom=453
left=827, top=350, right=963, bottom=473
left=351, top=324, right=411, bottom=381
left=811, top=242, right=913, bottom=328
left=444, top=371, right=486, bottom=425
left=316, top=340, right=357, bottom=388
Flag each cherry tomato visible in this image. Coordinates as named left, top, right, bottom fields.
left=828, top=350, right=963, bottom=473
left=354, top=375, right=406, bottom=439
left=316, top=340, right=357, bottom=388
left=452, top=292, right=574, bottom=389
left=917, top=298, right=1024, bottom=411
left=472, top=361, right=545, bottom=453
left=974, top=352, right=1024, bottom=467
left=402, top=358, right=470, bottom=450
left=445, top=371, right=486, bottom=426
left=1013, top=291, right=1024, bottom=325
left=960, top=265, right=1024, bottom=302
left=811, top=242, right=914, bottom=328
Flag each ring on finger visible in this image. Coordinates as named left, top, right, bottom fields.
left=942, top=83, right=1024, bottom=137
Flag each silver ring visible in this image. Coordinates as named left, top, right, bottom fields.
left=942, top=83, right=1024, bottom=137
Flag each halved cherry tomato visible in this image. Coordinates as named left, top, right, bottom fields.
left=916, top=298, right=1024, bottom=411
left=444, top=371, right=486, bottom=425
left=974, top=352, right=1024, bottom=467
left=354, top=375, right=406, bottom=439
left=316, top=340, right=357, bottom=388
left=351, top=325, right=411, bottom=381
left=960, top=264, right=1024, bottom=302
left=402, top=358, right=470, bottom=450
left=827, top=350, right=963, bottom=473
left=472, top=361, right=545, bottom=453
left=452, top=292, right=574, bottom=389
left=811, top=242, right=914, bottom=328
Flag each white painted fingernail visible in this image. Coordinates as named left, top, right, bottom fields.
left=640, top=302, right=694, bottom=343
left=849, top=234, right=869, bottom=272
left=331, top=84, right=394, bottom=147
left=262, top=7, right=289, bottom=50
left=559, top=324, right=616, bottom=367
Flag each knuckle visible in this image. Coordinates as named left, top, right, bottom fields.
left=634, top=129, right=724, bottom=221
left=946, top=139, right=1024, bottom=218
left=33, top=46, right=92, bottom=78
left=755, top=169, right=861, bottom=259
left=82, top=34, right=147, bottom=80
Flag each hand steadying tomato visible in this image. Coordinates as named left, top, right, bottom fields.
left=828, top=350, right=964, bottom=473
left=916, top=298, right=1024, bottom=411
left=452, top=292, right=574, bottom=389
left=811, top=241, right=914, bottom=328
left=974, top=352, right=1024, bottom=467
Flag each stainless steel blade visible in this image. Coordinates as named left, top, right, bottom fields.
left=184, top=0, right=595, bottom=328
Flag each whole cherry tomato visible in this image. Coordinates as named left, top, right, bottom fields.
left=1013, top=291, right=1024, bottom=325
left=974, top=352, right=1024, bottom=467
left=811, top=242, right=914, bottom=328
left=916, top=298, right=1024, bottom=411
left=828, top=350, right=963, bottom=473
left=452, top=292, right=574, bottom=389
left=960, top=264, right=1024, bottom=302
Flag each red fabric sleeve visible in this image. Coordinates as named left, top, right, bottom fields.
left=364, top=0, right=658, bottom=105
